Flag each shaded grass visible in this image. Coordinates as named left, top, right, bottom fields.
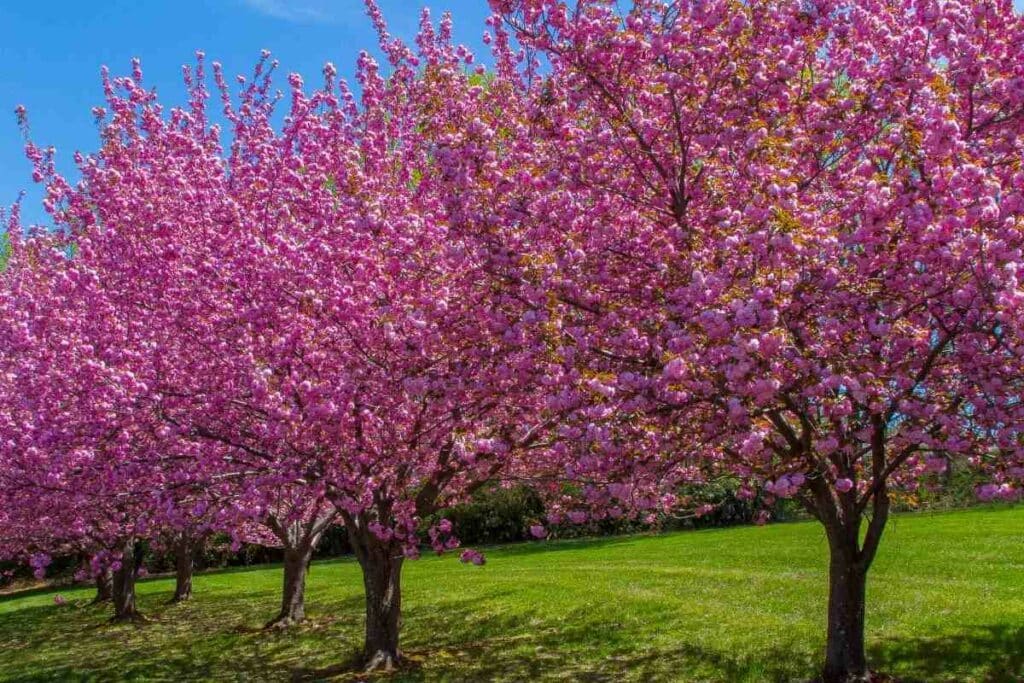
left=0, top=506, right=1021, bottom=682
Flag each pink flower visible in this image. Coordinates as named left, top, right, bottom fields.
left=529, top=524, right=548, bottom=539
left=835, top=478, right=854, bottom=493
left=459, top=549, right=485, bottom=566
left=568, top=510, right=588, bottom=524
left=53, top=595, right=66, bottom=606
left=662, top=357, right=686, bottom=381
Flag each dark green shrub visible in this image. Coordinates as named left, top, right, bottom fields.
left=426, top=485, right=545, bottom=546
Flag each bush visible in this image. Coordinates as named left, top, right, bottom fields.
left=428, top=485, right=546, bottom=547
left=899, top=456, right=988, bottom=512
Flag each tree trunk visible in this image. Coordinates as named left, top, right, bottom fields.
left=822, top=543, right=869, bottom=683
left=93, top=568, right=113, bottom=603
left=264, top=546, right=312, bottom=628
left=356, top=538, right=404, bottom=671
left=111, top=539, right=142, bottom=622
left=171, top=536, right=194, bottom=603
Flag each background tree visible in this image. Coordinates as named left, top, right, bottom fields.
left=6, top=4, right=557, bottom=670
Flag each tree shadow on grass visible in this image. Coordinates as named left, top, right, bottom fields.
left=0, top=587, right=369, bottom=683
left=869, top=623, right=1024, bottom=683
left=5, top=576, right=1020, bottom=682
left=293, top=599, right=1024, bottom=683
left=291, top=594, right=814, bottom=682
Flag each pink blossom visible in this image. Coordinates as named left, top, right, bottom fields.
left=835, top=478, right=854, bottom=493
left=662, top=358, right=686, bottom=381
left=459, top=549, right=485, bottom=566
left=567, top=510, right=588, bottom=524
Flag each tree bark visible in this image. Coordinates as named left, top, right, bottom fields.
left=171, top=536, right=194, bottom=603
left=111, top=539, right=142, bottom=622
left=353, top=534, right=403, bottom=671
left=93, top=568, right=113, bottom=603
left=264, top=545, right=313, bottom=628
left=822, top=548, right=869, bottom=683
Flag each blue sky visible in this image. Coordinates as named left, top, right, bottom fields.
left=2, top=0, right=1023, bottom=228
left=0, top=0, right=495, bottom=228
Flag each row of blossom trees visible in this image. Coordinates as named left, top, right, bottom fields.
left=2, top=1, right=1022, bottom=681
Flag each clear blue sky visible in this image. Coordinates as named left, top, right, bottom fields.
left=0, top=0, right=495, bottom=228
left=2, top=0, right=1023, bottom=229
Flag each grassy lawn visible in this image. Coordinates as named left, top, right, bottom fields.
left=0, top=506, right=1021, bottom=682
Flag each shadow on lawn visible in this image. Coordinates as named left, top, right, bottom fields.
left=0, top=588, right=368, bottom=683
left=292, top=597, right=1024, bottom=683
left=870, top=623, right=1024, bottom=683
left=4, top=580, right=1021, bottom=682
left=292, top=595, right=814, bottom=682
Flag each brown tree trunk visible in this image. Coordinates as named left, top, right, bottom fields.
left=111, top=539, right=142, bottom=622
left=93, top=568, right=113, bottom=603
left=353, top=534, right=403, bottom=671
left=264, top=545, right=313, bottom=628
left=171, top=536, right=194, bottom=603
left=817, top=452, right=889, bottom=682
left=822, top=547, right=869, bottom=683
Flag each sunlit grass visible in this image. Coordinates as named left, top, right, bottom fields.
left=1, top=506, right=1021, bottom=682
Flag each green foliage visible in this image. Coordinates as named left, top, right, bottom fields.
left=904, top=457, right=990, bottom=512
left=674, top=478, right=801, bottom=530
left=0, top=507, right=1020, bottom=682
left=466, top=71, right=495, bottom=89
left=0, top=232, right=9, bottom=272
left=430, top=485, right=545, bottom=546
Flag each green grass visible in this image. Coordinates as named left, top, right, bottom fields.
left=1, top=506, right=1022, bottom=682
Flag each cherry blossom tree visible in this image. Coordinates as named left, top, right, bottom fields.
left=0, top=231, right=153, bottom=620
left=236, top=489, right=337, bottom=628
left=0, top=203, right=245, bottom=619
left=5, top=4, right=557, bottom=669
left=164, top=21, right=556, bottom=663
left=492, top=1, right=1024, bottom=680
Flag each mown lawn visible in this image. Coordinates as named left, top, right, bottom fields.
left=0, top=506, right=1021, bottom=682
